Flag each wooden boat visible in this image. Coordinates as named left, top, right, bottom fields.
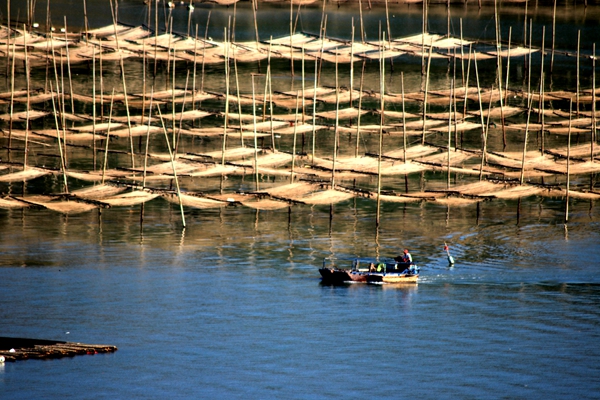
left=319, top=257, right=419, bottom=285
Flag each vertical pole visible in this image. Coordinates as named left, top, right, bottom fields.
left=252, top=74, right=260, bottom=191
left=376, top=33, right=385, bottom=227
left=447, top=78, right=453, bottom=189
left=222, top=27, right=229, bottom=167
left=565, top=100, right=572, bottom=223
left=402, top=72, right=407, bottom=164
left=551, top=0, right=557, bottom=75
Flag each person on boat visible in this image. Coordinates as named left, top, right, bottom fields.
left=395, top=249, right=412, bottom=264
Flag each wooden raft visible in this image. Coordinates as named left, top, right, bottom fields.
left=0, top=337, right=117, bottom=362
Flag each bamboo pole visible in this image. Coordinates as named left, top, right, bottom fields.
left=290, top=91, right=300, bottom=184
left=421, top=0, right=427, bottom=75
left=49, top=83, right=69, bottom=193
left=142, top=89, right=155, bottom=189
left=350, top=20, right=355, bottom=108
left=480, top=88, right=494, bottom=181
left=504, top=27, right=512, bottom=104
left=592, top=43, right=596, bottom=163
left=99, top=41, right=104, bottom=121
left=301, top=47, right=306, bottom=125
left=447, top=78, right=453, bottom=189
left=234, top=48, right=244, bottom=147
left=463, top=44, right=472, bottom=118
left=474, top=53, right=486, bottom=181
left=494, top=0, right=506, bottom=148
left=355, top=60, right=365, bottom=158
left=540, top=72, right=545, bottom=154
left=252, top=0, right=259, bottom=48
left=92, top=46, right=97, bottom=170
left=401, top=72, right=407, bottom=164
left=332, top=51, right=340, bottom=190
left=222, top=27, right=230, bottom=167
left=154, top=2, right=159, bottom=77
left=102, top=90, right=116, bottom=185
left=520, top=92, right=533, bottom=185
left=6, top=0, right=10, bottom=79
left=523, top=0, right=528, bottom=47
left=83, top=0, right=89, bottom=41
left=64, top=17, right=75, bottom=115
left=192, top=25, right=198, bottom=111
left=376, top=33, right=385, bottom=227
left=156, top=103, right=186, bottom=228
left=565, top=100, right=572, bottom=223
left=266, top=39, right=275, bottom=151
left=110, top=0, right=135, bottom=168
left=551, top=0, right=557, bottom=75
left=359, top=0, right=364, bottom=43
left=171, top=47, right=177, bottom=147
left=251, top=74, right=260, bottom=191
left=385, top=0, right=392, bottom=70
left=8, top=39, right=15, bottom=158
left=422, top=43, right=433, bottom=145
left=24, top=25, right=30, bottom=170
left=317, top=16, right=327, bottom=85
left=576, top=30, right=580, bottom=117
left=460, top=19, right=465, bottom=87
left=312, top=23, right=325, bottom=163
left=289, top=0, right=294, bottom=77
left=200, top=12, right=211, bottom=94
left=174, top=70, right=190, bottom=156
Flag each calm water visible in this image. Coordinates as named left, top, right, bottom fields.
left=1, top=197, right=599, bottom=399
left=1, top=0, right=600, bottom=398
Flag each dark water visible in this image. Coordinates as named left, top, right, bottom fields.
left=1, top=1, right=600, bottom=399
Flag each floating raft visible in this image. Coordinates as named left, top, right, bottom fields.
left=0, top=337, right=117, bottom=362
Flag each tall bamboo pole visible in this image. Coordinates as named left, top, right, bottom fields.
left=576, top=30, right=580, bottom=117
left=401, top=72, right=407, bottom=164
left=110, top=0, right=134, bottom=168
left=551, top=0, right=557, bottom=74
left=8, top=39, right=15, bottom=158
left=422, top=43, right=433, bottom=145
left=92, top=46, right=97, bottom=170
left=252, top=74, right=260, bottom=191
left=156, top=104, right=186, bottom=228
left=64, top=17, right=75, bottom=115
left=289, top=0, right=294, bottom=77
left=143, top=89, right=154, bottom=189
left=592, top=43, right=596, bottom=163
left=221, top=27, right=230, bottom=167
left=494, top=0, right=506, bottom=148
left=447, top=78, right=453, bottom=189
left=49, top=83, right=69, bottom=193
left=290, top=91, right=300, bottom=184
left=359, top=0, right=364, bottom=43
left=332, top=51, right=340, bottom=190
left=376, top=33, right=385, bottom=227
left=421, top=0, right=428, bottom=75
left=565, top=100, right=572, bottom=223
left=24, top=25, right=30, bottom=170
left=355, top=60, right=365, bottom=158
left=474, top=53, right=486, bottom=181
left=102, top=90, right=116, bottom=185
left=504, top=27, right=512, bottom=104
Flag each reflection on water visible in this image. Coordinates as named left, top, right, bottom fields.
left=0, top=197, right=599, bottom=398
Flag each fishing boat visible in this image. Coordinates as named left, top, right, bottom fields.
left=319, top=257, right=419, bottom=285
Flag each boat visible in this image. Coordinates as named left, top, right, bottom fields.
left=319, top=257, right=419, bottom=285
